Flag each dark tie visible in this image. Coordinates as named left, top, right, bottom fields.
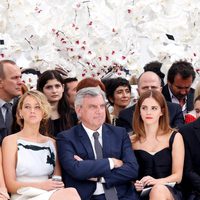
left=3, top=103, right=13, bottom=134
left=93, top=132, right=118, bottom=200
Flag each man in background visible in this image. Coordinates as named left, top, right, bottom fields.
left=64, top=77, right=78, bottom=108
left=162, top=60, right=196, bottom=116
left=0, top=60, right=22, bottom=143
left=117, top=71, right=184, bottom=133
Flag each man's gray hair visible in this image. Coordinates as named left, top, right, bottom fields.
left=74, top=87, right=107, bottom=108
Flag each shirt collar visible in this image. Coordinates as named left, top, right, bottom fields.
left=82, top=123, right=103, bottom=140
left=0, top=99, right=14, bottom=108
left=168, top=85, right=187, bottom=102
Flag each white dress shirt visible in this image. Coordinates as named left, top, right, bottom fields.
left=82, top=124, right=114, bottom=195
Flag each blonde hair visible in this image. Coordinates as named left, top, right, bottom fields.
left=16, top=90, right=51, bottom=133
left=133, top=90, right=172, bottom=142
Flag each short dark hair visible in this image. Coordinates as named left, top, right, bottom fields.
left=144, top=61, right=165, bottom=87
left=167, top=60, right=196, bottom=84
left=64, top=77, right=78, bottom=93
left=144, top=61, right=165, bottom=79
left=105, top=77, right=131, bottom=106
left=0, top=59, right=16, bottom=79
left=63, top=77, right=78, bottom=84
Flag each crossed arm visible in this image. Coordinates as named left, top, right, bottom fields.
left=57, top=132, right=138, bottom=187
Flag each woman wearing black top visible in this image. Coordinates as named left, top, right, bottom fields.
left=37, top=70, right=77, bottom=137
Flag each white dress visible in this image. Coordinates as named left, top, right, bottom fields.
left=11, top=139, right=57, bottom=200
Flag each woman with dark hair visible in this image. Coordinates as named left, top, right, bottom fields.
left=37, top=70, right=77, bottom=137
left=104, top=77, right=131, bottom=125
left=131, top=90, right=184, bottom=200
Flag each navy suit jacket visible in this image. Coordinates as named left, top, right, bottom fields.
left=57, top=123, right=139, bottom=200
left=179, top=118, right=200, bottom=198
left=116, top=102, right=184, bottom=133
left=162, top=84, right=195, bottom=113
left=0, top=97, right=18, bottom=144
left=0, top=109, right=7, bottom=145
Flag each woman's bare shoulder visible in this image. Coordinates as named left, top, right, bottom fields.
left=3, top=133, right=18, bottom=143
left=42, top=135, right=56, bottom=145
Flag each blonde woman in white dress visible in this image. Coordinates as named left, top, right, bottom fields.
left=2, top=90, right=80, bottom=200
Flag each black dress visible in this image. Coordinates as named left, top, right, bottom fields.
left=134, top=131, right=182, bottom=200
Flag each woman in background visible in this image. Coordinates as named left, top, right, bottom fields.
left=37, top=70, right=77, bottom=137
left=2, top=90, right=80, bottom=200
left=131, top=90, right=184, bottom=200
left=104, top=77, right=131, bottom=125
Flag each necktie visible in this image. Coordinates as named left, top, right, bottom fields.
left=93, top=132, right=118, bottom=200
left=3, top=103, right=13, bottom=134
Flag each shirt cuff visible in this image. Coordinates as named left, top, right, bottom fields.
left=108, top=158, right=114, bottom=170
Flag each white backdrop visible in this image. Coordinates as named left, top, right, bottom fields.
left=1, top=0, right=200, bottom=82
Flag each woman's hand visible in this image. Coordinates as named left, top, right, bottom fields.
left=140, top=176, right=163, bottom=186
left=134, top=180, right=144, bottom=192
left=40, top=179, right=64, bottom=191
left=0, top=194, right=9, bottom=200
left=0, top=187, right=9, bottom=200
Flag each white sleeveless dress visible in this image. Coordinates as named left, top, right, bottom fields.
left=11, top=139, right=57, bottom=200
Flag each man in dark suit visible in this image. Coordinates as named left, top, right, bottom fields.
left=117, top=71, right=184, bottom=133
left=179, top=118, right=200, bottom=199
left=57, top=87, right=139, bottom=200
left=162, top=60, right=196, bottom=116
left=0, top=60, right=22, bottom=144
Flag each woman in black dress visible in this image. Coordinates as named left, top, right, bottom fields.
left=131, top=90, right=184, bottom=200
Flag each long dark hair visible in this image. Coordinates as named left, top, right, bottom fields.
left=37, top=70, right=76, bottom=136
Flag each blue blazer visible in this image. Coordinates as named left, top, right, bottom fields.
left=0, top=109, right=7, bottom=145
left=57, top=123, right=139, bottom=200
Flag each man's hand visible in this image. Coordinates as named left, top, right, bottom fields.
left=74, top=155, right=83, bottom=161
left=111, top=158, right=123, bottom=168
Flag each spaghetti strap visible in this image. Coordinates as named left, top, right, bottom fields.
left=169, top=131, right=178, bottom=150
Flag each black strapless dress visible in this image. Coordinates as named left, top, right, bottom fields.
left=134, top=131, right=182, bottom=200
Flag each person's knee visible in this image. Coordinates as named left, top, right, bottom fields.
left=50, top=187, right=80, bottom=200
left=149, top=184, right=170, bottom=199
left=66, top=187, right=79, bottom=195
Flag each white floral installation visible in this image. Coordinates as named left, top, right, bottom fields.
left=0, top=0, right=200, bottom=86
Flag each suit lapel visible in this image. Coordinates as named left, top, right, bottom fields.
left=162, top=84, right=172, bottom=102
left=78, top=124, right=95, bottom=159
left=186, top=90, right=194, bottom=112
left=102, top=124, right=111, bottom=158
left=193, top=119, right=200, bottom=144
left=0, top=109, right=6, bottom=130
